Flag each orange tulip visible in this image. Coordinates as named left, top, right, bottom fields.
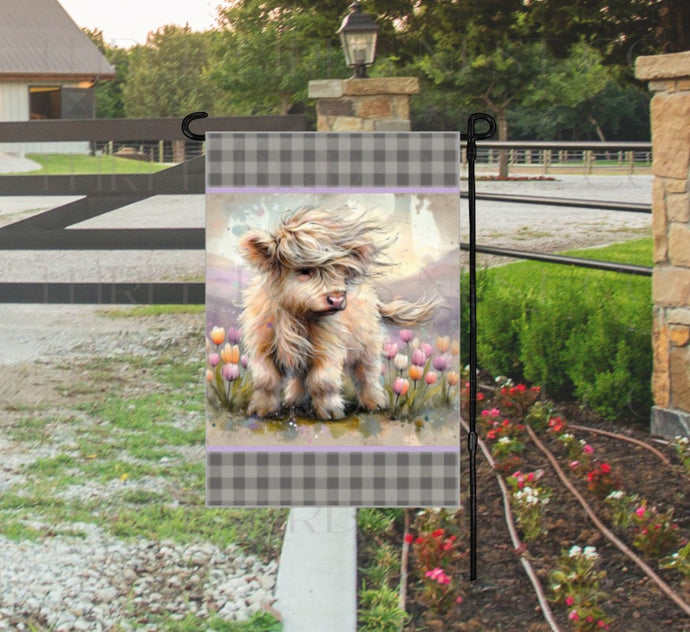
left=435, top=336, right=450, bottom=353
left=220, top=343, right=240, bottom=364
left=450, top=340, right=460, bottom=356
left=209, top=326, right=225, bottom=345
left=409, top=365, right=423, bottom=381
left=447, top=371, right=460, bottom=386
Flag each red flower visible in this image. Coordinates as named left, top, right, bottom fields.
left=601, top=463, right=611, bottom=474
left=432, top=528, right=445, bottom=538
left=487, top=430, right=498, bottom=440
left=404, top=533, right=414, bottom=544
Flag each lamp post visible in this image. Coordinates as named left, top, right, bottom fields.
left=337, top=2, right=380, bottom=79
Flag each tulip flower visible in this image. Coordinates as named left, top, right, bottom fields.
left=227, top=327, right=241, bottom=344
left=420, top=342, right=433, bottom=358
left=411, top=349, right=426, bottom=367
left=382, top=341, right=398, bottom=359
left=209, top=326, right=225, bottom=345
left=208, top=352, right=220, bottom=367
left=394, top=353, right=408, bottom=372
left=220, top=343, right=240, bottom=364
left=393, top=377, right=409, bottom=396
left=435, top=336, right=450, bottom=353
left=447, top=371, right=460, bottom=386
left=432, top=354, right=451, bottom=372
left=222, top=363, right=240, bottom=382
left=399, top=329, right=413, bottom=343
left=205, top=369, right=214, bottom=382
left=424, top=371, right=437, bottom=385
left=408, top=365, right=423, bottom=382
left=450, top=339, right=460, bottom=356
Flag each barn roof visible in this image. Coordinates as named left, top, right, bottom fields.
left=0, top=0, right=115, bottom=79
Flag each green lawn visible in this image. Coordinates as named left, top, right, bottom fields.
left=20, top=153, right=170, bottom=175
left=560, top=237, right=652, bottom=266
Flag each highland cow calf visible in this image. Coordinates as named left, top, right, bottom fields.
left=239, top=206, right=437, bottom=420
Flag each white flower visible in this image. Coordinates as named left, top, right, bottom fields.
left=393, top=353, right=408, bottom=371
left=498, top=437, right=511, bottom=444
left=606, top=490, right=624, bottom=500
left=568, top=545, right=582, bottom=558
left=583, top=546, right=599, bottom=560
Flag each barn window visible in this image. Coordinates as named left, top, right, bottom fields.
left=29, top=86, right=94, bottom=120
left=29, top=86, right=61, bottom=119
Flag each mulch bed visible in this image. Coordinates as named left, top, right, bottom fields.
left=359, top=396, right=690, bottom=632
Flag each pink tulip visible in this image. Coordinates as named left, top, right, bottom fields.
left=222, top=363, right=240, bottom=381
left=411, top=349, right=426, bottom=367
left=208, top=353, right=220, bottom=367
left=393, top=377, right=409, bottom=396
left=399, top=329, right=414, bottom=343
left=433, top=354, right=451, bottom=372
left=420, top=342, right=433, bottom=358
left=227, top=327, right=241, bottom=344
left=383, top=341, right=398, bottom=359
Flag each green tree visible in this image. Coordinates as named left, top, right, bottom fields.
left=83, top=28, right=130, bottom=118
left=123, top=25, right=218, bottom=118
left=527, top=0, right=690, bottom=64
left=209, top=0, right=422, bottom=116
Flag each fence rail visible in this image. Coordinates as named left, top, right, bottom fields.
left=0, top=121, right=651, bottom=304
left=460, top=140, right=653, bottom=175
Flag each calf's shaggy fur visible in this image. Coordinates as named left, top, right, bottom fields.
left=239, top=206, right=437, bottom=420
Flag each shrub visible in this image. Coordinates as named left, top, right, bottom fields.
left=464, top=239, right=652, bottom=421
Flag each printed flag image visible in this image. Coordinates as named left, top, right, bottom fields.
left=205, top=132, right=461, bottom=506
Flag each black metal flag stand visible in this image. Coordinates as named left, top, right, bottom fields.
left=461, top=113, right=497, bottom=580
left=182, top=111, right=497, bottom=581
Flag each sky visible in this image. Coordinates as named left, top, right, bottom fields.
left=58, top=0, right=218, bottom=47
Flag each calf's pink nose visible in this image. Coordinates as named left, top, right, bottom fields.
left=327, top=292, right=346, bottom=309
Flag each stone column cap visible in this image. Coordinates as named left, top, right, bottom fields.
left=308, top=77, right=419, bottom=99
left=635, top=51, right=690, bottom=81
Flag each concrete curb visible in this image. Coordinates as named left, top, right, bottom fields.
left=274, top=508, right=357, bottom=632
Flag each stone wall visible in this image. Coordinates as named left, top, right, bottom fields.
left=308, top=77, right=418, bottom=132
left=636, top=51, right=690, bottom=437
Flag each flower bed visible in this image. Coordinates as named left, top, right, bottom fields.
left=357, top=377, right=690, bottom=631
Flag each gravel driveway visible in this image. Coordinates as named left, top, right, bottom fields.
left=0, top=174, right=651, bottom=630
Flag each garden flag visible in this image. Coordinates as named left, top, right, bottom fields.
left=205, top=132, right=461, bottom=506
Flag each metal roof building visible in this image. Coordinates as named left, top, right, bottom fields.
left=0, top=0, right=115, bottom=80
left=0, top=0, right=115, bottom=152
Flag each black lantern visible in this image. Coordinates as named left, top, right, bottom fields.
left=337, top=2, right=380, bottom=79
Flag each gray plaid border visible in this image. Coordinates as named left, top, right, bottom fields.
left=206, top=132, right=460, bottom=189
left=207, top=451, right=460, bottom=507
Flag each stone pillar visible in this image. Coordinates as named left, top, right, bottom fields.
left=635, top=51, right=690, bottom=437
left=307, top=77, right=418, bottom=132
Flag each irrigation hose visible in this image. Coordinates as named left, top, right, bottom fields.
left=568, top=423, right=671, bottom=466
left=460, top=418, right=563, bottom=632
left=526, top=425, right=690, bottom=619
